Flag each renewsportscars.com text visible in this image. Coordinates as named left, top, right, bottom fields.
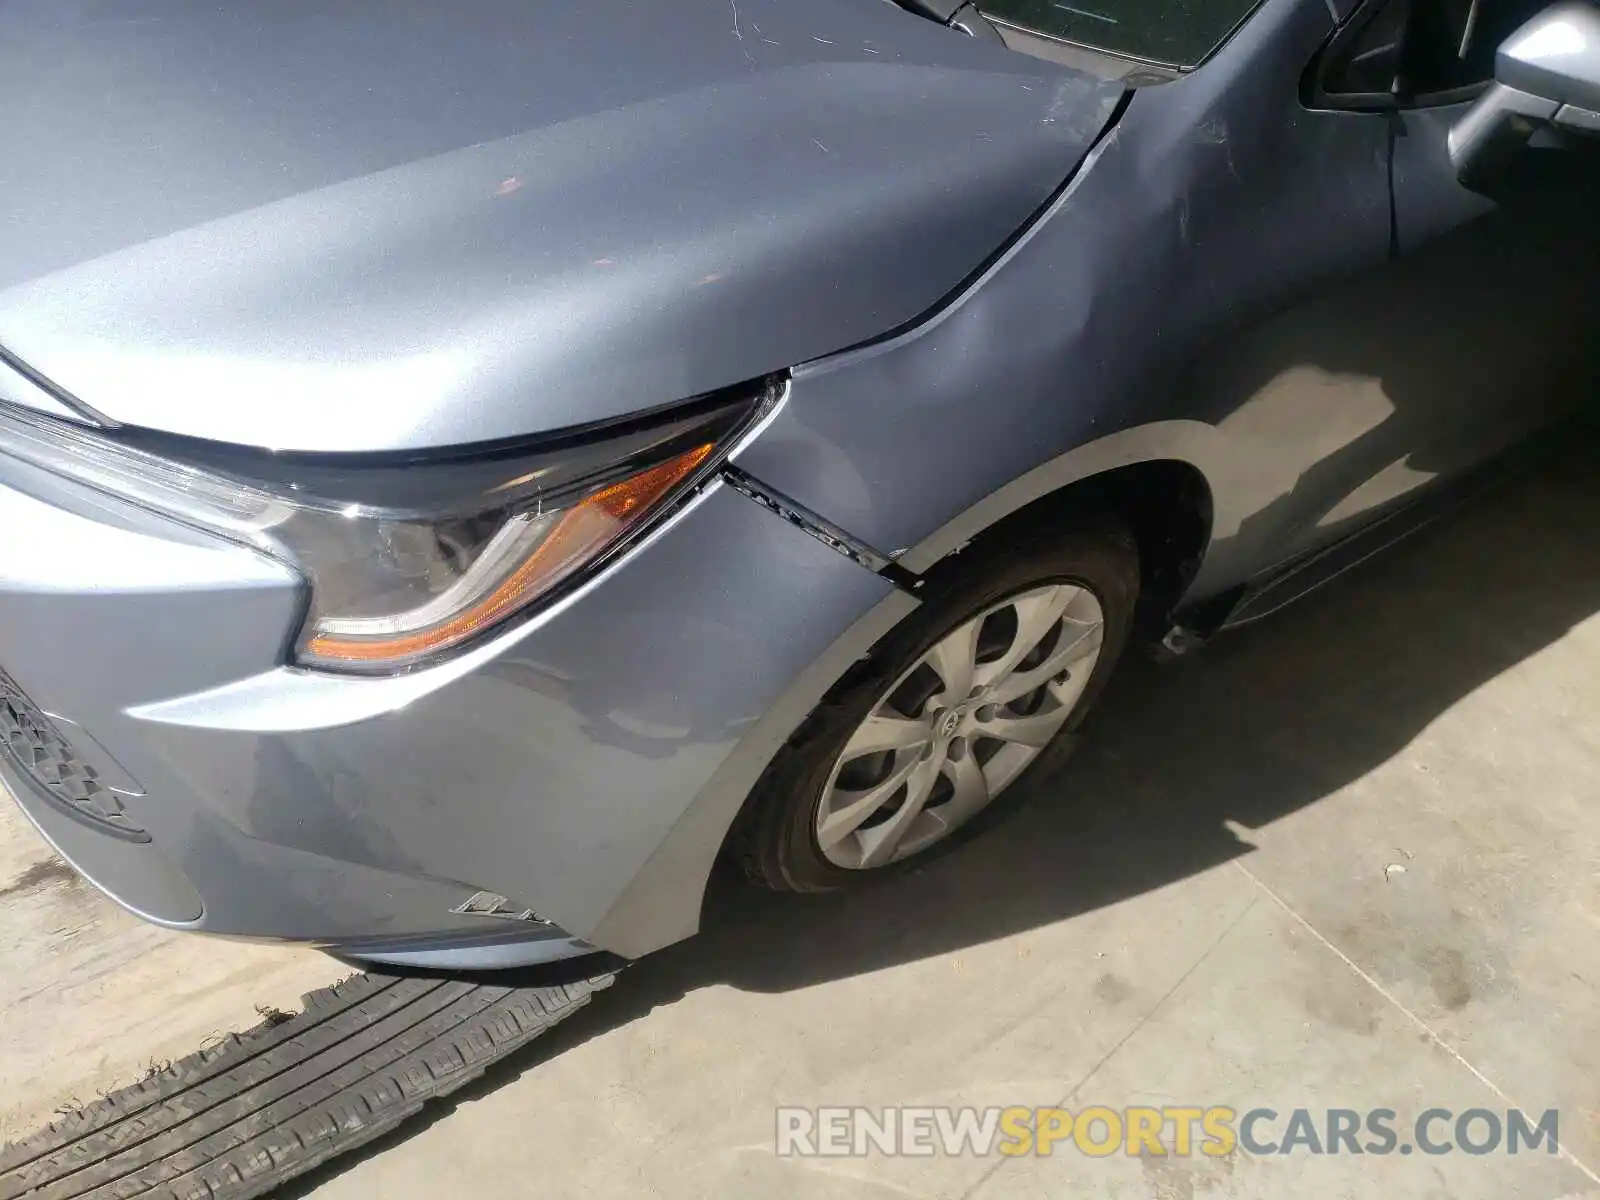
left=775, top=1105, right=1560, bottom=1159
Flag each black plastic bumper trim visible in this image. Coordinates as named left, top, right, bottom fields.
left=720, top=465, right=923, bottom=595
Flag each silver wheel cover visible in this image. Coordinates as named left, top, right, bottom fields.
left=815, top=582, right=1106, bottom=869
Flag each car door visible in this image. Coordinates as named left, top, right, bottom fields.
left=1389, top=0, right=1600, bottom=472
left=978, top=0, right=1593, bottom=582
left=1168, top=0, right=1600, bottom=580
left=1283, top=0, right=1600, bottom=553
left=973, top=0, right=1413, bottom=579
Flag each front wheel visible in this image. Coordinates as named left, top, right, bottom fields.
left=736, top=519, right=1140, bottom=892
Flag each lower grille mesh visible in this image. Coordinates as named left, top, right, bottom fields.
left=0, top=669, right=146, bottom=840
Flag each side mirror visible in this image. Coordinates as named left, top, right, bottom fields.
left=1448, top=0, right=1600, bottom=187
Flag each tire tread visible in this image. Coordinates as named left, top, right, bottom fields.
left=0, top=974, right=612, bottom=1200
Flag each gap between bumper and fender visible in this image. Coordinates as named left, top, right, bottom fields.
left=719, top=464, right=925, bottom=595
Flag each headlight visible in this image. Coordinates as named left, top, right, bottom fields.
left=0, top=382, right=776, bottom=673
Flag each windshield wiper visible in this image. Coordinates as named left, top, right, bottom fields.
left=888, top=0, right=1006, bottom=41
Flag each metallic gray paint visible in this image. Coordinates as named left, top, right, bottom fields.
left=0, top=453, right=895, bottom=947
left=740, top=0, right=1393, bottom=597
left=744, top=0, right=1600, bottom=607
left=588, top=587, right=923, bottom=957
left=0, top=0, right=1117, bottom=451
left=340, top=932, right=599, bottom=973
left=0, top=0, right=1594, bottom=968
left=3, top=770, right=204, bottom=924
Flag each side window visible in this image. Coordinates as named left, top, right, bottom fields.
left=1402, top=0, right=1496, bottom=92
left=977, top=0, right=1264, bottom=68
left=1322, top=0, right=1413, bottom=98
left=1319, top=0, right=1552, bottom=105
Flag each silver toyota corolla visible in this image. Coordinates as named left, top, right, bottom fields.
left=0, top=0, right=1596, bottom=974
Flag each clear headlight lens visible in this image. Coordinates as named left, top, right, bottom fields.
left=0, top=385, right=772, bottom=673
left=292, top=442, right=713, bottom=667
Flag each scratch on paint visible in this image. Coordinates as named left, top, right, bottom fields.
left=812, top=137, right=829, bottom=153
left=730, top=0, right=754, bottom=61
left=1199, top=118, right=1240, bottom=180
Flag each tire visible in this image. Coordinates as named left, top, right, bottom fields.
left=736, top=516, right=1139, bottom=893
left=0, top=971, right=613, bottom=1200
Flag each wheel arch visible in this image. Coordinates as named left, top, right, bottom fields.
left=900, top=422, right=1232, bottom=634
left=957, top=459, right=1215, bottom=637
left=588, top=425, right=1233, bottom=960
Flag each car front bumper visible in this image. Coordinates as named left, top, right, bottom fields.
left=0, top=448, right=900, bottom=967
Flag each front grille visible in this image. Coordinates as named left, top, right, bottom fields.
left=0, top=669, right=147, bottom=840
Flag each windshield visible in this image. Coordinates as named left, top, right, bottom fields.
left=978, top=0, right=1260, bottom=68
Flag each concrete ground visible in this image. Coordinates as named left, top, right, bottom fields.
left=4, top=438, right=1599, bottom=1198
left=0, top=798, right=344, bottom=1144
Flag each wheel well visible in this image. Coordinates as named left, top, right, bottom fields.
left=706, top=459, right=1214, bottom=915
left=943, top=460, right=1214, bottom=636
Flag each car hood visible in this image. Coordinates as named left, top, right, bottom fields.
left=0, top=0, right=1119, bottom=452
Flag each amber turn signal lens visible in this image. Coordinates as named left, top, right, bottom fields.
left=304, top=442, right=715, bottom=665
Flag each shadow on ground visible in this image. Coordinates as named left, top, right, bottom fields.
left=284, top=428, right=1600, bottom=1196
